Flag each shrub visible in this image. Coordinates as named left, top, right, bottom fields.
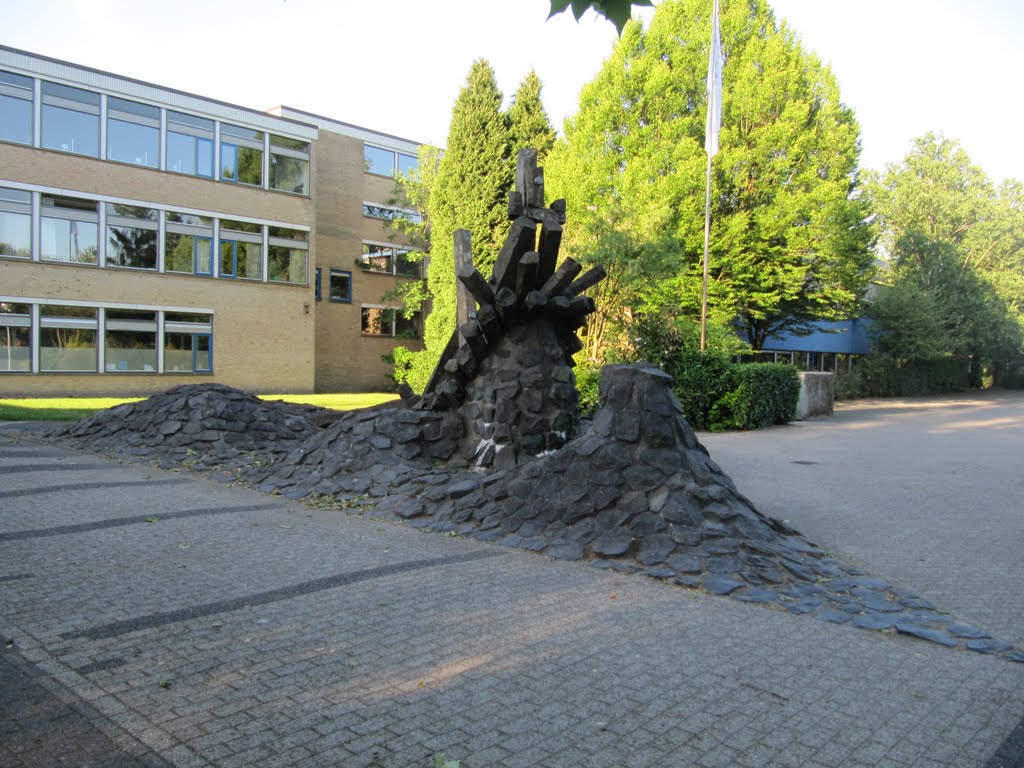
left=838, top=356, right=970, bottom=397
left=574, top=364, right=601, bottom=418
left=668, top=350, right=735, bottom=430
left=707, top=363, right=800, bottom=431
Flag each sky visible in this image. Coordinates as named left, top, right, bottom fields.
left=3, top=0, right=1023, bottom=183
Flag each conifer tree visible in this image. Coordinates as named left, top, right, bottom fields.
left=508, top=70, right=557, bottom=162
left=390, top=62, right=557, bottom=391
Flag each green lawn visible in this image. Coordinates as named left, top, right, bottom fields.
left=0, top=392, right=399, bottom=422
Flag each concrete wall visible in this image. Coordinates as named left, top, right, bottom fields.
left=796, top=372, right=834, bottom=419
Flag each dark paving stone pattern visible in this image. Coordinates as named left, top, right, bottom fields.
left=0, top=641, right=173, bottom=768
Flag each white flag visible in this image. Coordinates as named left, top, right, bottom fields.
left=705, top=0, right=723, bottom=158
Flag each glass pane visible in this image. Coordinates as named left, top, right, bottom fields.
left=395, top=250, right=421, bottom=277
left=40, top=327, right=96, bottom=371
left=220, top=142, right=237, bottom=181
left=197, top=138, right=213, bottom=177
left=165, top=232, right=194, bottom=273
left=395, top=312, right=419, bottom=339
left=41, top=103, right=99, bottom=156
left=221, top=219, right=261, bottom=235
left=0, top=94, right=32, bottom=145
left=236, top=241, right=262, bottom=280
left=0, top=326, right=30, bottom=372
left=397, top=153, right=418, bottom=176
left=195, top=334, right=211, bottom=371
left=41, top=81, right=99, bottom=107
left=364, top=145, right=393, bottom=176
left=107, top=225, right=157, bottom=269
left=221, top=123, right=261, bottom=141
left=0, top=187, right=30, bottom=204
left=168, top=111, right=213, bottom=133
left=361, top=307, right=391, bottom=335
left=166, top=211, right=213, bottom=228
left=268, top=227, right=306, bottom=242
left=41, top=218, right=98, bottom=264
left=220, top=240, right=236, bottom=277
left=269, top=154, right=308, bottom=194
left=167, top=131, right=196, bottom=175
left=106, top=204, right=157, bottom=221
left=165, top=312, right=211, bottom=324
left=0, top=302, right=31, bottom=315
left=164, top=332, right=194, bottom=372
left=107, top=97, right=158, bottom=122
left=40, top=305, right=95, bottom=319
left=268, top=246, right=306, bottom=284
left=329, top=272, right=351, bottom=302
left=105, top=330, right=157, bottom=371
left=361, top=243, right=392, bottom=273
left=0, top=70, right=33, bottom=90
left=236, top=146, right=262, bottom=185
left=0, top=210, right=31, bottom=258
left=196, top=237, right=212, bottom=274
left=271, top=135, right=308, bottom=152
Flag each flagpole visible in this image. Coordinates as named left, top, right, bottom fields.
left=700, top=151, right=712, bottom=352
left=700, top=0, right=721, bottom=352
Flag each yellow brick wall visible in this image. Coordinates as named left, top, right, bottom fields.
left=1, top=146, right=317, bottom=397
left=311, top=131, right=423, bottom=393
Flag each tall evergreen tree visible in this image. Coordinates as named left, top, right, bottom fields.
left=546, top=0, right=875, bottom=354
left=390, top=62, right=556, bottom=391
left=508, top=70, right=557, bottom=162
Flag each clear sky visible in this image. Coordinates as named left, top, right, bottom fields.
left=3, top=0, right=1022, bottom=183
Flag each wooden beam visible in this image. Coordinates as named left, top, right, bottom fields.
left=515, top=251, right=540, bottom=299
left=454, top=229, right=473, bottom=333
left=540, top=258, right=582, bottom=297
left=491, top=216, right=537, bottom=292
left=456, top=263, right=495, bottom=308
left=566, top=264, right=607, bottom=297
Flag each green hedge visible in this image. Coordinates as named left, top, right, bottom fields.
left=836, top=356, right=970, bottom=397
left=583, top=354, right=800, bottom=432
left=707, top=363, right=801, bottom=431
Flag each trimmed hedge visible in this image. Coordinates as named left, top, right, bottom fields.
left=707, top=363, right=801, bottom=431
left=836, top=356, right=970, bottom=398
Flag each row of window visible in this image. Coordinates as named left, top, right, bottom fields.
left=0, top=185, right=308, bottom=284
left=0, top=301, right=212, bottom=374
left=0, top=70, right=310, bottom=194
left=364, top=144, right=418, bottom=178
left=309, top=272, right=419, bottom=338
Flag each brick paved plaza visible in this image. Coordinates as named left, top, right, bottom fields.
left=2, top=392, right=1023, bottom=767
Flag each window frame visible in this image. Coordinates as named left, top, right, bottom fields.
left=328, top=270, right=352, bottom=303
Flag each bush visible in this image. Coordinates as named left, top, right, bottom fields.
left=707, top=363, right=801, bottom=431
left=668, top=351, right=735, bottom=430
left=574, top=364, right=601, bottom=418
left=838, top=356, right=970, bottom=397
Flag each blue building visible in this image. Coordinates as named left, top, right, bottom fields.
left=740, top=319, right=872, bottom=372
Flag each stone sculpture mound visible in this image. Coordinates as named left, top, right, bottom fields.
left=56, top=383, right=330, bottom=470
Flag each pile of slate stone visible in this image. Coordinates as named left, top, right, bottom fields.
left=54, top=383, right=331, bottom=471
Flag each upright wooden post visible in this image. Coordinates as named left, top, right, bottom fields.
left=454, top=229, right=473, bottom=340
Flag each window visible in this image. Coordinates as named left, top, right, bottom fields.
left=167, top=111, right=214, bottom=177
left=40, top=195, right=98, bottom=264
left=41, top=81, right=99, bottom=157
left=329, top=270, right=351, bottom=303
left=360, top=242, right=421, bottom=277
left=0, top=70, right=33, bottom=145
left=106, top=97, right=159, bottom=168
left=361, top=306, right=420, bottom=338
left=39, top=304, right=97, bottom=372
left=221, top=123, right=263, bottom=185
left=164, top=312, right=213, bottom=373
left=268, top=227, right=308, bottom=284
left=270, top=134, right=309, bottom=194
left=105, top=204, right=157, bottom=270
left=0, top=187, right=32, bottom=259
left=314, top=268, right=322, bottom=301
left=364, top=144, right=418, bottom=177
left=362, top=202, right=422, bottom=223
left=0, top=302, right=31, bottom=372
left=220, top=219, right=263, bottom=280
left=105, top=309, right=157, bottom=372
left=165, top=212, right=214, bottom=275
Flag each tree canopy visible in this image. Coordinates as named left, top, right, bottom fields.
left=545, top=0, right=875, bottom=357
left=548, top=0, right=654, bottom=34
left=867, top=133, right=1023, bottom=374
